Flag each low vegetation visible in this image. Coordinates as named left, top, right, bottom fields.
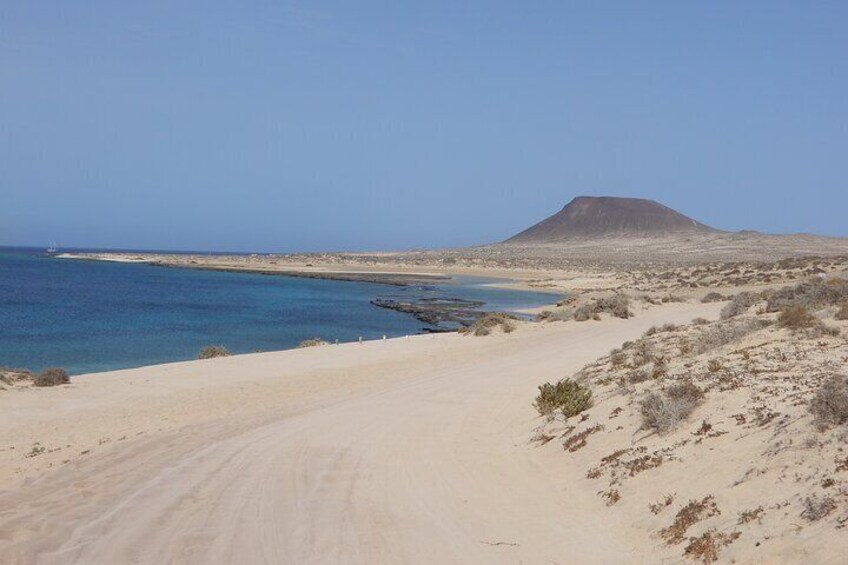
left=298, top=338, right=328, bottom=348
left=458, top=313, right=518, bottom=336
left=639, top=381, right=703, bottom=433
left=198, top=345, right=231, bottom=359
left=534, top=378, right=593, bottom=417
left=720, top=291, right=763, bottom=319
left=809, top=375, right=848, bottom=427
left=777, top=306, right=817, bottom=329
left=766, top=277, right=848, bottom=313
left=32, top=367, right=70, bottom=387
left=700, top=291, right=728, bottom=303
left=659, top=496, right=720, bottom=545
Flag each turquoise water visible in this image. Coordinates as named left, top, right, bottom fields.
left=0, top=247, right=557, bottom=374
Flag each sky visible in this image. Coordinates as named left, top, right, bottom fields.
left=2, top=1, right=847, bottom=252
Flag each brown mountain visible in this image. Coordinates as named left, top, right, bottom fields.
left=505, top=196, right=719, bottom=243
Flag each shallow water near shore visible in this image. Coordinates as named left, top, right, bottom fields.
left=0, top=247, right=557, bottom=374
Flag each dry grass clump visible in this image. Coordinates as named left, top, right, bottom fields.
left=595, top=294, right=633, bottom=318
left=777, top=306, right=817, bottom=329
left=720, top=291, right=764, bottom=319
left=32, top=367, right=70, bottom=387
left=297, top=337, right=328, bottom=348
left=683, top=529, right=740, bottom=564
left=198, top=345, right=231, bottom=359
left=700, top=292, right=728, bottom=304
left=0, top=367, right=32, bottom=386
left=693, top=319, right=768, bottom=355
left=801, top=495, right=837, bottom=521
left=644, top=323, right=679, bottom=337
left=810, top=375, right=848, bottom=427
left=660, top=495, right=720, bottom=545
left=534, top=378, right=593, bottom=417
left=537, top=309, right=571, bottom=322
left=766, top=277, right=848, bottom=313
left=459, top=313, right=517, bottom=336
left=573, top=294, right=632, bottom=322
left=640, top=381, right=704, bottom=433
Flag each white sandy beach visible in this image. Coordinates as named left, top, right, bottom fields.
left=0, top=302, right=722, bottom=564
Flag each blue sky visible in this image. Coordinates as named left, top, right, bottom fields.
left=2, top=1, right=846, bottom=252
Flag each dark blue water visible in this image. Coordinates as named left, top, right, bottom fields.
left=0, top=247, right=557, bottom=374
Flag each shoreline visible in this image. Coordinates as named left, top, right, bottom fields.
left=0, top=301, right=726, bottom=563
left=56, top=252, right=454, bottom=287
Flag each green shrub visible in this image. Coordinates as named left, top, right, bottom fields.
left=534, top=378, right=593, bottom=417
left=32, top=367, right=70, bottom=387
left=198, top=345, right=231, bottom=359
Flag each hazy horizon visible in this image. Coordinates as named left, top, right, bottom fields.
left=3, top=2, right=847, bottom=252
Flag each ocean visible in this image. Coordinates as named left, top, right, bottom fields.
left=0, top=247, right=557, bottom=374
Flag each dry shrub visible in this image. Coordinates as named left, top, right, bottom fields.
left=563, top=423, right=604, bottom=451
left=632, top=340, right=654, bottom=367
left=701, top=292, right=727, bottom=304
left=810, top=375, right=848, bottom=427
left=836, top=302, right=848, bottom=321
left=534, top=378, right=593, bottom=417
left=627, top=369, right=650, bottom=384
left=801, top=495, right=837, bottom=521
left=650, top=358, right=668, bottom=380
left=650, top=493, right=675, bottom=514
left=694, top=319, right=767, bottom=355
left=737, top=507, right=764, bottom=525
left=660, top=496, right=720, bottom=545
left=573, top=294, right=632, bottom=322
left=777, top=306, right=817, bottom=329
left=573, top=304, right=597, bottom=322
left=640, top=381, right=703, bottom=433
left=644, top=323, right=679, bottom=337
left=298, top=337, right=328, bottom=348
left=596, top=294, right=632, bottom=318
left=707, top=359, right=723, bottom=373
left=0, top=367, right=32, bottom=386
left=767, top=277, right=848, bottom=313
left=32, top=367, right=69, bottom=387
left=601, top=489, right=621, bottom=506
left=537, top=309, right=571, bottom=322
left=610, top=351, right=627, bottom=367
left=720, top=291, right=763, bottom=319
left=684, top=529, right=740, bottom=564
left=198, top=345, right=231, bottom=359
left=459, top=313, right=518, bottom=336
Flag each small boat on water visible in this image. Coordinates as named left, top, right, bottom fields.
left=46, top=242, right=59, bottom=255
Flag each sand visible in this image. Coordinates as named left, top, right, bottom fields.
left=0, top=302, right=722, bottom=564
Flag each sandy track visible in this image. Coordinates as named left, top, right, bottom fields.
left=0, top=303, right=719, bottom=564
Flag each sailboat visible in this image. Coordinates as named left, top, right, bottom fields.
left=46, top=242, right=59, bottom=255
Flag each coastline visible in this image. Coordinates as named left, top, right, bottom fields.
left=0, top=301, right=726, bottom=563
left=5, top=254, right=848, bottom=562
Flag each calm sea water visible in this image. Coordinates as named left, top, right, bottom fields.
left=0, top=247, right=557, bottom=374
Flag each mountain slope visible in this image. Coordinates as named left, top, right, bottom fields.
left=506, top=196, right=719, bottom=242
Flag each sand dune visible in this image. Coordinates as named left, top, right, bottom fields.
left=0, top=303, right=720, bottom=564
